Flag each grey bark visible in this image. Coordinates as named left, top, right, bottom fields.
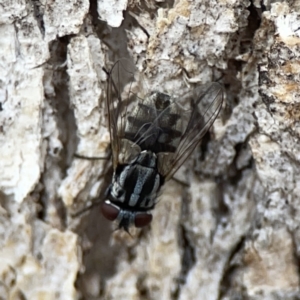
left=0, top=0, right=299, bottom=300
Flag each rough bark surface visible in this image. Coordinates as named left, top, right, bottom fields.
left=0, top=0, right=299, bottom=300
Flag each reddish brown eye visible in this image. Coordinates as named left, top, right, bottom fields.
left=101, top=201, right=120, bottom=221
left=134, top=213, right=153, bottom=228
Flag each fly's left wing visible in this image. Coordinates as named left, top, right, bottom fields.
left=156, top=82, right=224, bottom=181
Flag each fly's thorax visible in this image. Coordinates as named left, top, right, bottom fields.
left=101, top=150, right=165, bottom=230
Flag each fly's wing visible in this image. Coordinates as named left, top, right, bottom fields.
left=107, top=59, right=135, bottom=169
left=107, top=59, right=156, bottom=169
left=157, top=82, right=224, bottom=181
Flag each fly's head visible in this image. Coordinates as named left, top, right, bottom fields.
left=101, top=183, right=154, bottom=232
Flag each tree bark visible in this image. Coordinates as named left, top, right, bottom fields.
left=0, top=0, right=299, bottom=300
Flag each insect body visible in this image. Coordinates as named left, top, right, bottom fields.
left=101, top=59, right=223, bottom=231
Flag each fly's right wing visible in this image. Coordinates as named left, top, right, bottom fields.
left=107, top=58, right=156, bottom=169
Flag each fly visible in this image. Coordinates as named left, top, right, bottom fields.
left=100, top=59, right=224, bottom=232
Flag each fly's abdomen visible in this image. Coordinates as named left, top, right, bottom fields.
left=124, top=92, right=183, bottom=154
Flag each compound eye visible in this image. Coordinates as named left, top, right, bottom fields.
left=101, top=201, right=120, bottom=221
left=134, top=213, right=153, bottom=228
